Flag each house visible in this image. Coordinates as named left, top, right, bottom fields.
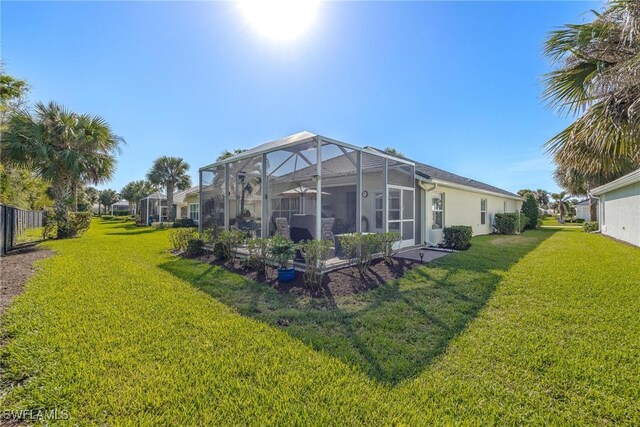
left=139, top=191, right=168, bottom=225
left=111, top=199, right=135, bottom=215
left=198, top=132, right=522, bottom=250
left=575, top=199, right=597, bottom=222
left=174, top=186, right=200, bottom=224
left=591, top=168, right=640, bottom=247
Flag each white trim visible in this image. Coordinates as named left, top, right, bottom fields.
left=591, top=168, right=640, bottom=195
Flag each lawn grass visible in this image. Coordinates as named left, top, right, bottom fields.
left=161, top=231, right=549, bottom=385
left=541, top=217, right=582, bottom=227
left=15, top=227, right=43, bottom=243
left=1, top=219, right=639, bottom=425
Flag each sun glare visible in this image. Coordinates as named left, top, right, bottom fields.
left=238, top=0, right=321, bottom=42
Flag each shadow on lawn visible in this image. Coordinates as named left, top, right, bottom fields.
left=105, top=223, right=161, bottom=236
left=161, top=229, right=556, bottom=385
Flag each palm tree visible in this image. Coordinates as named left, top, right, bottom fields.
left=147, top=157, right=191, bottom=222
left=84, top=186, right=100, bottom=213
left=543, top=0, right=640, bottom=182
left=534, top=189, right=550, bottom=208
left=99, top=189, right=119, bottom=214
left=1, top=102, right=122, bottom=236
left=120, top=180, right=157, bottom=216
left=69, top=113, right=123, bottom=210
left=551, top=191, right=571, bottom=222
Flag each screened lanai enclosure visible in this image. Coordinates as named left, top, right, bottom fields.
left=199, top=132, right=418, bottom=259
left=139, top=191, right=169, bottom=225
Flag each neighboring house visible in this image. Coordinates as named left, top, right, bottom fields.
left=591, top=168, right=640, bottom=247
left=111, top=199, right=135, bottom=215
left=575, top=199, right=596, bottom=222
left=198, top=132, right=522, bottom=249
left=174, top=186, right=200, bottom=224
left=139, top=191, right=168, bottom=225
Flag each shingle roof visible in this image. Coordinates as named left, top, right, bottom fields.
left=365, top=147, right=520, bottom=198
left=173, top=186, right=200, bottom=204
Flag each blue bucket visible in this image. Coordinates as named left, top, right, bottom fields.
left=277, top=267, right=296, bottom=282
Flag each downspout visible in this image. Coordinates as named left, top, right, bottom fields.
left=589, top=194, right=602, bottom=233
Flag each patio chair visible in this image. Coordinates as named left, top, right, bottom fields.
left=275, top=217, right=291, bottom=240
left=321, top=217, right=336, bottom=259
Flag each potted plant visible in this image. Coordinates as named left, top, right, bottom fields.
left=269, top=235, right=297, bottom=282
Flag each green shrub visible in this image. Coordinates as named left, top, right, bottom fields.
left=298, top=239, right=332, bottom=289
left=494, top=213, right=528, bottom=235
left=173, top=218, right=196, bottom=228
left=583, top=221, right=599, bottom=232
left=268, top=235, right=296, bottom=269
left=521, top=193, right=539, bottom=229
left=216, top=229, right=246, bottom=262
left=380, top=232, right=400, bottom=263
left=244, top=237, right=270, bottom=274
left=443, top=226, right=472, bottom=250
left=151, top=222, right=173, bottom=229
left=186, top=238, right=205, bottom=257
left=168, top=228, right=197, bottom=251
left=338, top=233, right=381, bottom=274
left=42, top=209, right=57, bottom=240
left=338, top=233, right=359, bottom=267
left=112, top=210, right=130, bottom=216
left=201, top=226, right=222, bottom=244
left=57, top=212, right=92, bottom=238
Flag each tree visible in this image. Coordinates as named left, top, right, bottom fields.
left=551, top=191, right=570, bottom=222
left=0, top=71, right=52, bottom=210
left=521, top=193, right=539, bottom=229
left=384, top=147, right=404, bottom=157
left=543, top=1, right=640, bottom=185
left=147, top=157, right=191, bottom=222
left=534, top=189, right=550, bottom=208
left=217, top=149, right=246, bottom=162
left=83, top=187, right=100, bottom=212
left=1, top=101, right=123, bottom=237
left=517, top=189, right=534, bottom=197
left=120, top=180, right=156, bottom=215
left=99, top=189, right=119, bottom=214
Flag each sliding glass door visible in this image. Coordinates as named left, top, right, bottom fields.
left=388, top=186, right=415, bottom=248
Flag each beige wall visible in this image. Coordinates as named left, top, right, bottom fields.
left=424, top=184, right=521, bottom=244
left=599, top=181, right=640, bottom=247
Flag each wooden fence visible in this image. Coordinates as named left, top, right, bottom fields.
left=0, top=205, right=45, bottom=256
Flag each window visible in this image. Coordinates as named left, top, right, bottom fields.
left=481, top=198, right=487, bottom=225
left=374, top=192, right=383, bottom=229
left=271, top=197, right=300, bottom=223
left=432, top=193, right=443, bottom=230
left=503, top=201, right=507, bottom=213
left=189, top=203, right=199, bottom=221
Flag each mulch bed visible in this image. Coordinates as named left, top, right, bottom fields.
left=190, top=253, right=419, bottom=297
left=0, top=246, right=53, bottom=321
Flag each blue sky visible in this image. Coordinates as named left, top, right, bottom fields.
left=2, top=1, right=599, bottom=193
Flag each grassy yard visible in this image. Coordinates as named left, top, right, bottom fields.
left=541, top=217, right=582, bottom=227
left=15, top=227, right=43, bottom=244
left=1, top=219, right=639, bottom=425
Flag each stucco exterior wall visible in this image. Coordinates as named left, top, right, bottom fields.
left=576, top=204, right=591, bottom=221
left=424, top=184, right=521, bottom=244
left=599, top=181, right=640, bottom=247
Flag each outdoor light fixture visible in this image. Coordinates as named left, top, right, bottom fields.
left=311, top=174, right=320, bottom=181
left=419, top=252, right=424, bottom=263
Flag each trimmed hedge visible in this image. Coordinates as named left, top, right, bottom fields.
left=443, top=226, right=473, bottom=250
left=494, top=213, right=528, bottom=235
left=173, top=218, right=197, bottom=228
